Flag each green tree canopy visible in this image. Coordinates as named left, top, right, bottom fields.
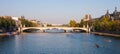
left=0, top=16, right=17, bottom=32
left=19, top=16, right=38, bottom=27
left=69, top=20, right=77, bottom=27
left=93, top=15, right=120, bottom=33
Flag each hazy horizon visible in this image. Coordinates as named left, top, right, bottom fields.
left=0, top=0, right=120, bottom=24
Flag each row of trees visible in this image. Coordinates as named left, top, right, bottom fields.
left=69, top=20, right=90, bottom=27
left=93, top=16, right=120, bottom=33
left=19, top=16, right=38, bottom=27
left=0, top=16, right=39, bottom=33
left=0, top=16, right=17, bottom=32
left=69, top=16, right=120, bottom=34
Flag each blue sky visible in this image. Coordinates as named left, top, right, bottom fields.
left=0, top=0, right=120, bottom=24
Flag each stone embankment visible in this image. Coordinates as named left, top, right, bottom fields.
left=92, top=32, right=120, bottom=37
left=0, top=32, right=18, bottom=37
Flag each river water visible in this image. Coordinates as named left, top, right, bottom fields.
left=0, top=33, right=120, bottom=54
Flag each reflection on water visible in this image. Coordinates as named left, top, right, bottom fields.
left=0, top=33, right=120, bottom=54
left=24, top=29, right=75, bottom=33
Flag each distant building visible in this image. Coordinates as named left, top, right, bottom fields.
left=12, top=17, right=22, bottom=28
left=51, top=24, right=63, bottom=27
left=82, top=14, right=92, bottom=21
left=30, top=19, right=43, bottom=27
left=31, top=19, right=37, bottom=24
left=93, top=7, right=120, bottom=21
left=43, top=23, right=47, bottom=27
left=110, top=7, right=120, bottom=20
left=12, top=17, right=19, bottom=21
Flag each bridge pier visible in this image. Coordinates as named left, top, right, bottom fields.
left=17, top=27, right=22, bottom=33
left=88, top=27, right=91, bottom=32
left=41, top=29, right=45, bottom=33
left=64, top=30, right=69, bottom=33
left=86, top=27, right=91, bottom=33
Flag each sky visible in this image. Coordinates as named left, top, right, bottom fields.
left=0, top=0, right=120, bottom=24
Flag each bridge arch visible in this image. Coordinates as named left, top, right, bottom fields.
left=22, top=28, right=44, bottom=32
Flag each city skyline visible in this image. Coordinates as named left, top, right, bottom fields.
left=0, top=0, right=120, bottom=24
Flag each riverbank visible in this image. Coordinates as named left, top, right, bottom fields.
left=91, top=32, right=120, bottom=37
left=0, top=32, right=18, bottom=37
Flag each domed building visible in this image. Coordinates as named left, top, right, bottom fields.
left=100, top=7, right=120, bottom=20
left=110, top=7, right=120, bottom=20
left=93, top=7, right=120, bottom=21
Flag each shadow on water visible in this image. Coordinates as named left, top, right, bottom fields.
left=0, top=35, right=15, bottom=42
left=93, top=34, right=120, bottom=39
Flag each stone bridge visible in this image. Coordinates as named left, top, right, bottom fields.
left=20, top=27, right=91, bottom=33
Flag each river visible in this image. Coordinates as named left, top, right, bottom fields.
left=0, top=33, right=120, bottom=54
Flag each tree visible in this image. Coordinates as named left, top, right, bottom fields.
left=75, top=23, right=80, bottom=27
left=93, top=15, right=120, bottom=34
left=69, top=20, right=77, bottom=27
left=0, top=16, right=17, bottom=32
left=79, top=20, right=92, bottom=27
left=19, top=16, right=38, bottom=27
